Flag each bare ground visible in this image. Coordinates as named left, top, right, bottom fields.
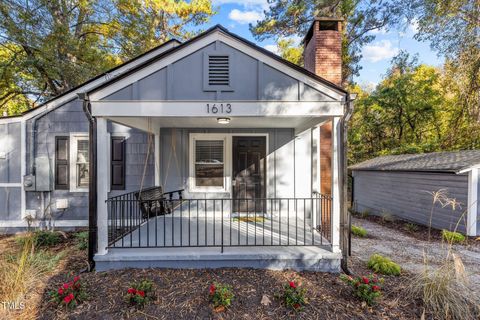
left=351, top=217, right=480, bottom=293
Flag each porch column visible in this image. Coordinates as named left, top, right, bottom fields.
left=96, top=117, right=109, bottom=255
left=467, top=168, right=478, bottom=236
left=331, top=116, right=341, bottom=252
left=154, top=129, right=161, bottom=186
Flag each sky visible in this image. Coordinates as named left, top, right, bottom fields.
left=205, top=0, right=444, bottom=87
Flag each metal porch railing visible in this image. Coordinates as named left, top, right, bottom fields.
left=106, top=190, right=332, bottom=250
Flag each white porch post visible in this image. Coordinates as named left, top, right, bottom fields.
left=96, top=117, right=109, bottom=255
left=331, top=117, right=341, bottom=252
left=467, top=168, right=478, bottom=236
left=154, top=129, right=161, bottom=186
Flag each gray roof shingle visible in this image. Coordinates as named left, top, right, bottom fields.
left=349, top=150, right=480, bottom=173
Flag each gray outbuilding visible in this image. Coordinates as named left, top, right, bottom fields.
left=350, top=151, right=480, bottom=236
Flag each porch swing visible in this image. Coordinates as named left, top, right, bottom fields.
left=134, top=120, right=184, bottom=219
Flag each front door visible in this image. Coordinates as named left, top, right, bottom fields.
left=232, top=136, right=266, bottom=214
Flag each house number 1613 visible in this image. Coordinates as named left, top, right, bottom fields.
left=206, top=103, right=232, bottom=114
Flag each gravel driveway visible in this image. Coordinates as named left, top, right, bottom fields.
left=351, top=217, right=480, bottom=292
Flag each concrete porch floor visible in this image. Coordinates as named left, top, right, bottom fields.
left=109, top=213, right=328, bottom=248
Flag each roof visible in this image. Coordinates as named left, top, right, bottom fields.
left=1, top=24, right=348, bottom=123
left=86, top=24, right=348, bottom=96
left=349, top=150, right=480, bottom=174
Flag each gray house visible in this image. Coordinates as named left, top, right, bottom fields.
left=0, top=20, right=355, bottom=272
left=350, top=151, right=480, bottom=236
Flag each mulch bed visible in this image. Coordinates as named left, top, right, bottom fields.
left=34, top=240, right=424, bottom=320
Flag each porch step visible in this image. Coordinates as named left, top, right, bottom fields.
left=94, top=246, right=342, bottom=272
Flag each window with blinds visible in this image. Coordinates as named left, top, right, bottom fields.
left=194, top=140, right=224, bottom=187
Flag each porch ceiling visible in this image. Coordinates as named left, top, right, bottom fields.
left=107, top=116, right=330, bottom=133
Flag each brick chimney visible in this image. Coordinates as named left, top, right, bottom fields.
left=303, top=17, right=343, bottom=86
left=303, top=18, right=343, bottom=196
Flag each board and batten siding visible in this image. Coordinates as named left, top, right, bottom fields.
left=353, top=170, right=469, bottom=233
left=0, top=121, right=22, bottom=223
left=103, top=41, right=332, bottom=103
left=21, top=98, right=153, bottom=224
left=159, top=127, right=317, bottom=200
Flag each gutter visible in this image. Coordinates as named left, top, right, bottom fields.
left=340, top=92, right=356, bottom=274
left=79, top=92, right=97, bottom=271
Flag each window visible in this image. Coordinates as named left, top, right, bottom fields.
left=111, top=137, right=126, bottom=190
left=70, top=134, right=89, bottom=191
left=195, top=140, right=224, bottom=187
left=55, top=136, right=69, bottom=190
left=189, top=134, right=230, bottom=192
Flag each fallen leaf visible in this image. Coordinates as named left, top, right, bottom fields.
left=261, top=294, right=271, bottom=306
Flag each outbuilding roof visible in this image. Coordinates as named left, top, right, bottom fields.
left=349, top=150, right=480, bottom=174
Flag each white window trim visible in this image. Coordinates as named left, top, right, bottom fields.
left=69, top=133, right=89, bottom=192
left=189, top=133, right=231, bottom=193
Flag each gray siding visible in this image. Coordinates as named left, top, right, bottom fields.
left=104, top=41, right=333, bottom=102
left=0, top=122, right=21, bottom=183
left=0, top=187, right=21, bottom=220
left=353, top=171, right=469, bottom=233
left=23, top=99, right=153, bottom=222
left=159, top=128, right=314, bottom=199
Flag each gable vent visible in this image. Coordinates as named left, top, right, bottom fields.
left=208, top=55, right=230, bottom=86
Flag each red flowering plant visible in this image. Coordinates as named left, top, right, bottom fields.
left=50, top=275, right=87, bottom=309
left=125, top=280, right=154, bottom=308
left=340, top=274, right=384, bottom=306
left=277, top=280, right=307, bottom=311
left=208, top=282, right=234, bottom=312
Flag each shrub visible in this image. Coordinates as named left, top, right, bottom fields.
left=441, top=230, right=465, bottom=244
left=340, top=274, right=383, bottom=306
left=17, top=230, right=62, bottom=248
left=351, top=225, right=367, bottom=237
left=279, top=281, right=307, bottom=311
left=404, top=223, right=419, bottom=232
left=74, top=231, right=88, bottom=250
left=209, top=282, right=234, bottom=311
left=126, top=280, right=154, bottom=308
left=367, top=254, right=401, bottom=276
left=50, top=275, right=88, bottom=309
left=407, top=254, right=480, bottom=320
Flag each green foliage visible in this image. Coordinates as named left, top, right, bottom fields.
left=279, top=281, right=307, bottom=311
left=209, top=282, right=234, bottom=309
left=277, top=39, right=303, bottom=66
left=367, top=254, right=401, bottom=276
left=340, top=274, right=384, bottom=306
left=17, top=231, right=62, bottom=248
left=74, top=231, right=89, bottom=250
left=351, top=225, right=367, bottom=237
left=441, top=230, right=465, bottom=244
left=381, top=211, right=395, bottom=223
left=250, top=0, right=403, bottom=85
left=0, top=0, right=215, bottom=115
left=126, top=279, right=155, bottom=308
left=404, top=223, right=419, bottom=232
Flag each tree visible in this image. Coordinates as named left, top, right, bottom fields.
left=250, top=0, right=402, bottom=86
left=349, top=52, right=445, bottom=163
left=276, top=38, right=303, bottom=66
left=112, top=0, right=214, bottom=60
left=0, top=0, right=215, bottom=115
left=400, top=0, right=480, bottom=119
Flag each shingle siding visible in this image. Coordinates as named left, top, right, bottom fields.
left=353, top=170, right=469, bottom=233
